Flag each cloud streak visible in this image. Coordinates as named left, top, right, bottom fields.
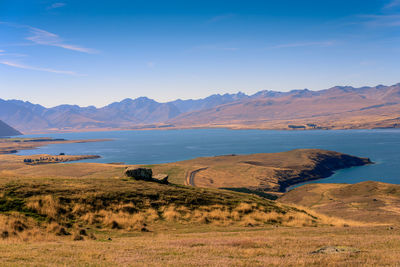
left=271, top=41, right=335, bottom=49
left=0, top=61, right=81, bottom=75
left=0, top=21, right=97, bottom=53
left=192, top=44, right=239, bottom=51
left=47, top=2, right=66, bottom=10
left=383, top=0, right=400, bottom=9
left=360, top=14, right=400, bottom=27
left=26, top=27, right=97, bottom=53
left=207, top=14, right=235, bottom=23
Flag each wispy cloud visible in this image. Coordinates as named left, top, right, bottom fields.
left=360, top=14, right=400, bottom=27
left=0, top=52, right=27, bottom=57
left=0, top=21, right=97, bottom=53
left=192, top=44, right=239, bottom=51
left=271, top=41, right=335, bottom=49
left=26, top=27, right=97, bottom=53
left=47, top=2, right=66, bottom=10
left=383, top=0, right=400, bottom=9
left=207, top=14, right=235, bottom=23
left=0, top=61, right=82, bottom=76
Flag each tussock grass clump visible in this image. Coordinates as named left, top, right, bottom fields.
left=288, top=204, right=370, bottom=227
left=26, top=195, right=62, bottom=219
left=0, top=212, right=48, bottom=241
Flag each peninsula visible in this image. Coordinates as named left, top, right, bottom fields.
left=147, top=149, right=372, bottom=193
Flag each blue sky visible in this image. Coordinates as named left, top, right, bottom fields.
left=1, top=0, right=400, bottom=107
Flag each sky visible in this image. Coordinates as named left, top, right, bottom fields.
left=1, top=0, right=400, bottom=107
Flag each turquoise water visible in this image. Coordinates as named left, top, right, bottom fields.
left=17, top=129, right=400, bottom=185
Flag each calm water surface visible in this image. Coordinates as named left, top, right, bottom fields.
left=17, top=129, right=400, bottom=186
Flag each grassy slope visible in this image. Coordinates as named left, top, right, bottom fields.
left=279, top=181, right=400, bottom=224
left=149, top=149, right=371, bottom=193
left=0, top=149, right=371, bottom=194
left=0, top=174, right=399, bottom=266
left=0, top=170, right=332, bottom=241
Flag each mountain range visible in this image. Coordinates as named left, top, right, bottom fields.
left=2, top=83, right=400, bottom=134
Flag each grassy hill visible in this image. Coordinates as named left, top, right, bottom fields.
left=0, top=175, right=399, bottom=266
left=279, top=181, right=400, bottom=225
left=147, top=149, right=371, bottom=193
left=0, top=172, right=333, bottom=242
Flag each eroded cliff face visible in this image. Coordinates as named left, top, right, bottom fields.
left=276, top=153, right=372, bottom=192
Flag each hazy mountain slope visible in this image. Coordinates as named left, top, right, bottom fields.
left=0, top=99, right=50, bottom=131
left=0, top=93, right=249, bottom=132
left=0, top=120, right=22, bottom=136
left=169, top=84, right=400, bottom=130
left=171, top=92, right=248, bottom=113
left=97, top=97, right=181, bottom=124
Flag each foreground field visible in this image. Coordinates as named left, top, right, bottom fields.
left=280, top=181, right=400, bottom=224
left=0, top=171, right=335, bottom=242
left=0, top=226, right=398, bottom=266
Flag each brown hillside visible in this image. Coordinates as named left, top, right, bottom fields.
left=148, top=149, right=371, bottom=193
left=279, top=181, right=400, bottom=224
left=169, top=84, right=400, bottom=130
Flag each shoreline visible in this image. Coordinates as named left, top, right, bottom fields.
left=0, top=136, right=374, bottom=195
left=145, top=149, right=373, bottom=194
left=276, top=155, right=373, bottom=193
left=18, top=124, right=400, bottom=135
left=0, top=137, right=112, bottom=155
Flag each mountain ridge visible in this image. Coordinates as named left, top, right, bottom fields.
left=2, top=83, right=400, bottom=133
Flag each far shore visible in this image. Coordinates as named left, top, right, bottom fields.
left=0, top=137, right=111, bottom=154
left=17, top=124, right=400, bottom=136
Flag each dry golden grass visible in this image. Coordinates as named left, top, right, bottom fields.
left=26, top=195, right=61, bottom=219
left=0, top=225, right=399, bottom=266
left=0, top=213, right=52, bottom=242
left=280, top=181, right=400, bottom=225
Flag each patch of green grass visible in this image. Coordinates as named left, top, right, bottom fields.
left=140, top=164, right=155, bottom=168
left=220, top=188, right=278, bottom=200
left=0, top=196, right=46, bottom=222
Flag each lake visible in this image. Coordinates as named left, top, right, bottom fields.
left=17, top=128, right=400, bottom=186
